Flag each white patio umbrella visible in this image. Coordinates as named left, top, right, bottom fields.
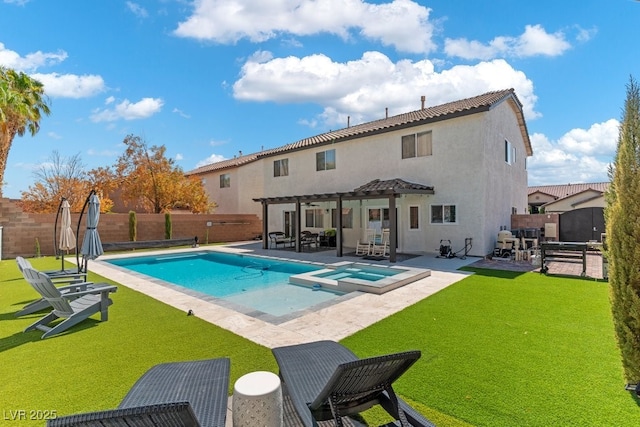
left=58, top=199, right=76, bottom=270
left=80, top=192, right=104, bottom=270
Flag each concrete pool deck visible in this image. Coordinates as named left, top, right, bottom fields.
left=89, top=242, right=478, bottom=348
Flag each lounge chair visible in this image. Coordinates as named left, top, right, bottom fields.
left=15, top=257, right=114, bottom=317
left=355, top=228, right=376, bottom=256
left=21, top=268, right=117, bottom=339
left=48, top=358, right=230, bottom=427
left=272, top=340, right=436, bottom=427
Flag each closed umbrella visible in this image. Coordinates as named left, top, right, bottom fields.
left=80, top=193, right=104, bottom=269
left=58, top=199, right=76, bottom=271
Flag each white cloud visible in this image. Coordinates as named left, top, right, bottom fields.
left=445, top=24, right=571, bottom=60
left=196, top=153, right=227, bottom=168
left=172, top=108, right=191, bottom=119
left=174, top=0, right=436, bottom=53
left=233, top=51, right=539, bottom=126
left=90, top=97, right=164, bottom=122
left=175, top=153, right=184, bottom=161
left=47, top=131, right=62, bottom=140
left=0, top=42, right=67, bottom=71
left=126, top=1, right=148, bottom=18
left=31, top=73, right=105, bottom=98
left=527, top=119, right=619, bottom=186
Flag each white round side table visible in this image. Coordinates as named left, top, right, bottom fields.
left=232, top=371, right=283, bottom=427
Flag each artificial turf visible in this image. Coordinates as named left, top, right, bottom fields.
left=1, top=257, right=639, bottom=426
left=343, top=268, right=640, bottom=426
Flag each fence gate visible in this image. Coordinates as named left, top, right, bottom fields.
left=559, top=207, right=605, bottom=242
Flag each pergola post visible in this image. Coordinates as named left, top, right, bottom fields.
left=389, top=195, right=397, bottom=263
left=261, top=201, right=269, bottom=249
left=295, top=198, right=301, bottom=252
left=336, top=197, right=343, bottom=257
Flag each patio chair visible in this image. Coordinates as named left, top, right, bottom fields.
left=301, top=231, right=319, bottom=251
left=15, top=258, right=114, bottom=317
left=16, top=256, right=88, bottom=283
left=21, top=267, right=117, bottom=339
left=48, top=358, right=230, bottom=427
left=269, top=231, right=294, bottom=249
left=272, top=340, right=436, bottom=427
left=370, top=229, right=390, bottom=257
left=355, top=228, right=376, bottom=256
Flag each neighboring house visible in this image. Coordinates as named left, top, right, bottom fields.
left=528, top=182, right=609, bottom=213
left=187, top=89, right=532, bottom=258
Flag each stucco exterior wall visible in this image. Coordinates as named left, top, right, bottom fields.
left=256, top=100, right=529, bottom=257
left=200, top=161, right=263, bottom=217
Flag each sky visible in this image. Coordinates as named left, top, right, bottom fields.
left=0, top=0, right=638, bottom=199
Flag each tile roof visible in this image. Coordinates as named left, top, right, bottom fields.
left=259, top=89, right=529, bottom=157
left=187, top=89, right=530, bottom=175
left=186, top=153, right=258, bottom=175
left=528, top=182, right=610, bottom=199
left=353, top=178, right=434, bottom=193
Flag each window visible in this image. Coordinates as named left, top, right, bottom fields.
left=305, top=209, right=324, bottom=228
left=274, top=159, right=289, bottom=177
left=219, top=173, right=230, bottom=188
left=402, top=131, right=432, bottom=159
left=431, top=204, right=456, bottom=224
left=316, top=149, right=336, bottom=171
left=409, top=206, right=419, bottom=229
left=331, top=208, right=353, bottom=229
left=505, top=140, right=515, bottom=165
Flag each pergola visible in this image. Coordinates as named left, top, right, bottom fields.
left=253, top=179, right=434, bottom=263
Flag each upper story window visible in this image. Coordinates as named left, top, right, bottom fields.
left=431, top=204, right=457, bottom=224
left=274, top=159, right=289, bottom=177
left=402, top=131, right=432, bottom=159
left=505, top=139, right=516, bottom=165
left=316, top=149, right=336, bottom=171
left=219, top=173, right=230, bottom=188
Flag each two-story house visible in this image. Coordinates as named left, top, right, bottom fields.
left=187, top=89, right=532, bottom=260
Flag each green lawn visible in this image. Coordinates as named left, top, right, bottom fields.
left=1, top=257, right=638, bottom=426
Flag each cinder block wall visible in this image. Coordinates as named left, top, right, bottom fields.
left=511, top=213, right=560, bottom=240
left=0, top=198, right=262, bottom=259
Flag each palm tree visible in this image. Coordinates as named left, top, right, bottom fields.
left=0, top=67, right=51, bottom=196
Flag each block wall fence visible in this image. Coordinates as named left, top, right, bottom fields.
left=511, top=213, right=560, bottom=240
left=0, top=198, right=263, bottom=259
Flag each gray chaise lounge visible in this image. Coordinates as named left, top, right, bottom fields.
left=48, top=358, right=230, bottom=427
left=272, top=340, right=436, bottom=427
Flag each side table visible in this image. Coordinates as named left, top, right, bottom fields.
left=233, top=371, right=283, bottom=427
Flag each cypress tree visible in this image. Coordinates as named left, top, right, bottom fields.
left=164, top=212, right=172, bottom=240
left=128, top=211, right=137, bottom=242
left=605, top=76, right=640, bottom=387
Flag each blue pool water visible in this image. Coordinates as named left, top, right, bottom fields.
left=107, top=252, right=344, bottom=316
left=313, top=266, right=400, bottom=282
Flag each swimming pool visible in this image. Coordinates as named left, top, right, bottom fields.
left=107, top=251, right=344, bottom=317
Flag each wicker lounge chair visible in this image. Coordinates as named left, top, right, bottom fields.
left=21, top=268, right=117, bottom=339
left=48, top=358, right=230, bottom=427
left=272, top=340, right=436, bottom=427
